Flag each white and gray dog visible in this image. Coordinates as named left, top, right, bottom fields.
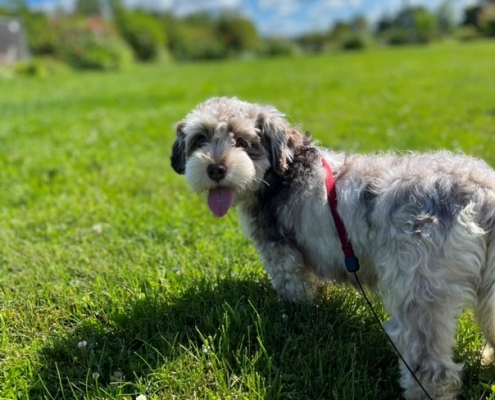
left=171, top=96, right=495, bottom=399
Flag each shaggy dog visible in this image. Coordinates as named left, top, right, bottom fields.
left=170, top=97, right=495, bottom=399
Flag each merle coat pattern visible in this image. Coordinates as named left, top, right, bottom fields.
left=171, top=97, right=495, bottom=400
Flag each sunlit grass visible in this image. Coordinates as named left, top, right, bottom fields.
left=1, top=40, right=495, bottom=399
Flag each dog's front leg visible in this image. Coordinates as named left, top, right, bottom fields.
left=257, top=242, right=317, bottom=303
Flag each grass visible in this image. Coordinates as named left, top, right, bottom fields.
left=1, top=40, right=495, bottom=399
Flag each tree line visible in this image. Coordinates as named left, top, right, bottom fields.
left=0, top=0, right=494, bottom=71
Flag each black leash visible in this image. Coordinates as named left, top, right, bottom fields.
left=322, top=155, right=434, bottom=399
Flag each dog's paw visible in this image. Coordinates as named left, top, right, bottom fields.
left=481, top=345, right=495, bottom=366
left=272, top=276, right=317, bottom=303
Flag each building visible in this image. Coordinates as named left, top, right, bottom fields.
left=0, top=18, right=29, bottom=65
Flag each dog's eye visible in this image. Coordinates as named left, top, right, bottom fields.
left=235, top=138, right=250, bottom=149
left=193, top=135, right=208, bottom=148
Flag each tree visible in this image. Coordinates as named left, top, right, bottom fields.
left=115, top=10, right=166, bottom=61
left=297, top=32, right=328, bottom=53
left=163, top=13, right=224, bottom=61
left=328, top=21, right=351, bottom=42
left=479, top=3, right=495, bottom=36
left=384, top=6, right=438, bottom=44
left=215, top=13, right=259, bottom=54
left=75, top=0, right=102, bottom=16
left=163, top=12, right=260, bottom=60
left=376, top=14, right=394, bottom=33
left=351, top=15, right=368, bottom=34
left=414, top=8, right=438, bottom=42
left=462, top=5, right=482, bottom=28
left=437, top=1, right=456, bottom=35
left=1, top=0, right=27, bottom=14
left=394, top=7, right=417, bottom=42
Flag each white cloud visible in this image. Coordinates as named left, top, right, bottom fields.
left=27, top=0, right=482, bottom=35
left=258, top=0, right=300, bottom=17
left=124, top=0, right=174, bottom=11
left=307, top=0, right=364, bottom=20
left=306, top=0, right=341, bottom=17
left=313, top=0, right=363, bottom=11
left=33, top=0, right=241, bottom=14
left=258, top=0, right=295, bottom=8
left=30, top=0, right=75, bottom=13
left=172, top=0, right=242, bottom=15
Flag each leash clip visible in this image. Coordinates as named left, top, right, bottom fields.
left=345, top=256, right=360, bottom=273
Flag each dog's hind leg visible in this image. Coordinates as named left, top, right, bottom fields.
left=383, top=291, right=463, bottom=400
left=475, top=239, right=495, bottom=365
left=475, top=285, right=495, bottom=365
left=378, top=241, right=471, bottom=399
left=378, top=203, right=487, bottom=398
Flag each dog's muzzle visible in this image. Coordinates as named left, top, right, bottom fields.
left=205, top=163, right=234, bottom=218
left=207, top=164, right=227, bottom=182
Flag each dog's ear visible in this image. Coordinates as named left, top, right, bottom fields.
left=171, top=122, right=186, bottom=174
left=257, top=110, right=303, bottom=175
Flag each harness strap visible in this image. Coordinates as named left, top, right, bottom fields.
left=321, top=156, right=360, bottom=273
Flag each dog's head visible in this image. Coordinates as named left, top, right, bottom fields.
left=171, top=97, right=303, bottom=217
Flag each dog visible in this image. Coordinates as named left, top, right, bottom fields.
left=171, top=96, right=495, bottom=399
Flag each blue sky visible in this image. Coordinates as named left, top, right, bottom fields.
left=26, top=0, right=477, bottom=36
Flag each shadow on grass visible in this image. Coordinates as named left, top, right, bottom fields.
left=30, top=275, right=490, bottom=399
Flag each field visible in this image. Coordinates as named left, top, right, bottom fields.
left=1, top=40, right=495, bottom=399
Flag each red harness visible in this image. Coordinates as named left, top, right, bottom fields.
left=321, top=156, right=360, bottom=272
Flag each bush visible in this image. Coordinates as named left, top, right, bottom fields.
left=456, top=26, right=481, bottom=41
left=341, top=35, right=369, bottom=50
left=21, top=11, right=57, bottom=56
left=386, top=28, right=411, bottom=45
left=260, top=38, right=300, bottom=57
left=190, top=35, right=228, bottom=60
left=58, top=30, right=133, bottom=71
left=297, top=32, right=328, bottom=53
left=15, top=57, right=71, bottom=78
left=165, top=13, right=262, bottom=61
left=15, top=59, right=48, bottom=77
left=167, top=23, right=228, bottom=61
left=116, top=11, right=165, bottom=61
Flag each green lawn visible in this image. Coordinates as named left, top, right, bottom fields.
left=1, top=40, right=495, bottom=399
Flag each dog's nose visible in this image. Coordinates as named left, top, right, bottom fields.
left=207, top=164, right=227, bottom=182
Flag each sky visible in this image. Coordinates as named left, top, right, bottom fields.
left=25, top=0, right=478, bottom=36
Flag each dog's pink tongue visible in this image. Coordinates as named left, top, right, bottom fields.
left=207, top=188, right=234, bottom=217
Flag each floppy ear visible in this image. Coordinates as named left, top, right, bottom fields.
left=171, top=122, right=186, bottom=174
left=257, top=110, right=303, bottom=175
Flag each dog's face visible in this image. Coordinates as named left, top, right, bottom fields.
left=171, top=97, right=303, bottom=217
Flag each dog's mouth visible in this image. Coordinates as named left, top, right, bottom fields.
left=207, top=187, right=235, bottom=217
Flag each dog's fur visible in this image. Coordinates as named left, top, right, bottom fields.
left=171, top=97, right=495, bottom=399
